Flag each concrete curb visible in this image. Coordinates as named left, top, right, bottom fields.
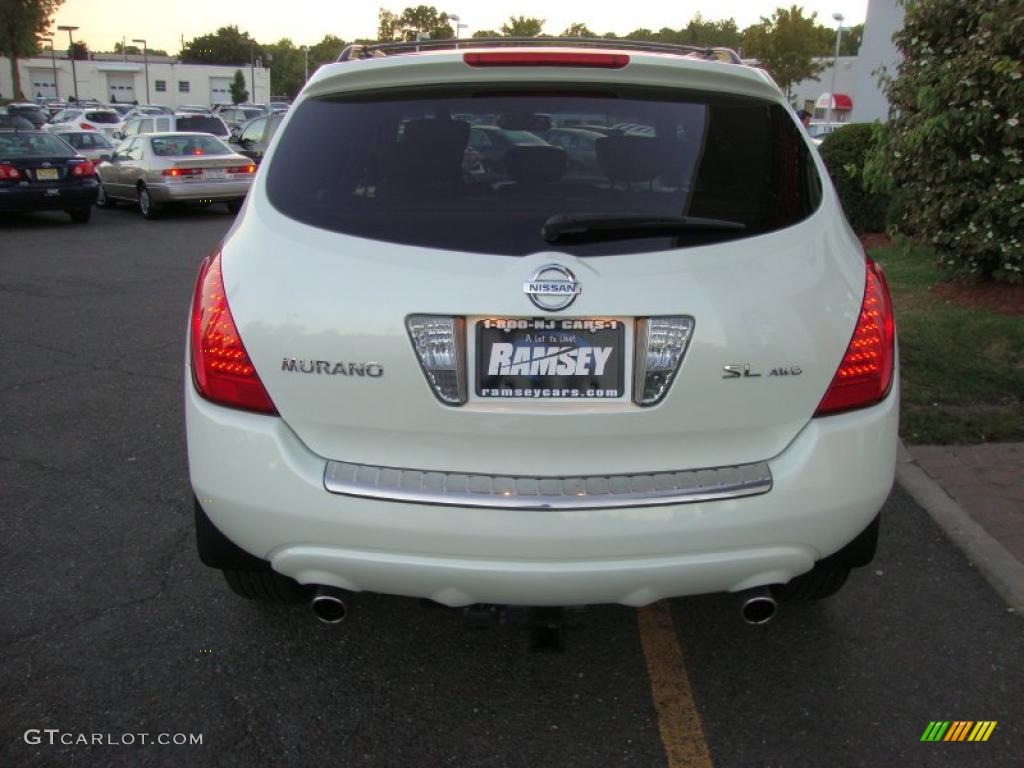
left=896, top=441, right=1024, bottom=614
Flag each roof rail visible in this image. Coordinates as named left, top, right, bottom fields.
left=338, top=37, right=742, bottom=65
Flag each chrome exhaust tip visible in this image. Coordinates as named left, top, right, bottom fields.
left=311, top=587, right=347, bottom=624
left=739, top=588, right=778, bottom=625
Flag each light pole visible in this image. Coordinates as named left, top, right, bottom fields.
left=250, top=43, right=255, bottom=104
left=57, top=25, right=79, bottom=102
left=450, top=14, right=467, bottom=41
left=265, top=53, right=272, bottom=102
left=40, top=37, right=59, bottom=101
left=133, top=38, right=149, bottom=104
left=829, top=12, right=845, bottom=127
left=302, top=45, right=309, bottom=83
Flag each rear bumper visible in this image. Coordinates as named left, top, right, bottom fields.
left=148, top=180, right=250, bottom=203
left=0, top=181, right=98, bottom=211
left=186, top=373, right=899, bottom=606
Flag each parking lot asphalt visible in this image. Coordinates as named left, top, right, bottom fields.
left=2, top=207, right=1022, bottom=768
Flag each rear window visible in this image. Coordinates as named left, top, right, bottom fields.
left=0, top=132, right=76, bottom=158
left=151, top=135, right=232, bottom=156
left=175, top=116, right=228, bottom=136
left=265, top=86, right=821, bottom=256
left=85, top=111, right=120, bottom=124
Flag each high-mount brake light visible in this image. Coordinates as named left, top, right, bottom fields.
left=814, top=259, right=896, bottom=416
left=190, top=250, right=277, bottom=414
left=463, top=51, right=629, bottom=69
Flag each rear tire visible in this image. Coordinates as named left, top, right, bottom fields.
left=777, top=515, right=880, bottom=601
left=222, top=569, right=309, bottom=602
left=67, top=207, right=91, bottom=223
left=95, top=183, right=115, bottom=208
left=777, top=566, right=850, bottom=601
left=138, top=185, right=162, bottom=219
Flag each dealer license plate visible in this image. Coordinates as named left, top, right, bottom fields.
left=477, top=318, right=625, bottom=400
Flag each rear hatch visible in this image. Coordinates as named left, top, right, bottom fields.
left=221, top=52, right=865, bottom=476
left=83, top=110, right=121, bottom=138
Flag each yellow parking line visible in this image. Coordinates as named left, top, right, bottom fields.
left=637, top=602, right=715, bottom=768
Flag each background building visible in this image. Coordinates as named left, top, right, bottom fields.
left=1, top=53, right=270, bottom=107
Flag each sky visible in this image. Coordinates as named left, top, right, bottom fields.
left=52, top=0, right=868, bottom=55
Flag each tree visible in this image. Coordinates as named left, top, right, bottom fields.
left=229, top=69, right=248, bottom=103
left=0, top=0, right=63, bottom=99
left=307, top=34, right=348, bottom=68
left=500, top=16, right=544, bottom=37
left=181, top=25, right=263, bottom=65
left=561, top=23, right=595, bottom=38
left=264, top=39, right=305, bottom=99
left=741, top=6, right=828, bottom=98
left=112, top=41, right=169, bottom=57
left=867, top=0, right=1024, bottom=282
left=69, top=40, right=87, bottom=60
left=378, top=9, right=400, bottom=41
left=378, top=6, right=454, bottom=41
left=471, top=30, right=501, bottom=38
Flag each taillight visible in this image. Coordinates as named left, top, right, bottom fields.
left=162, top=167, right=203, bottom=177
left=79, top=122, right=96, bottom=130
left=70, top=160, right=94, bottom=177
left=814, top=259, right=896, bottom=416
left=633, top=316, right=695, bottom=406
left=226, top=164, right=257, bottom=174
left=464, top=51, right=629, bottom=68
left=0, top=163, right=21, bottom=180
left=190, top=250, right=277, bottom=414
left=405, top=315, right=467, bottom=405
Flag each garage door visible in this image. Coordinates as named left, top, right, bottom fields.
left=28, top=69, right=57, bottom=99
left=106, top=73, right=135, bottom=103
left=210, top=77, right=231, bottom=104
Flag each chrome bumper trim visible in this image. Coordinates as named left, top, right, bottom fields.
left=323, top=459, right=772, bottom=510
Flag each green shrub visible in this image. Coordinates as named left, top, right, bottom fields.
left=819, top=123, right=889, bottom=233
left=874, top=0, right=1024, bottom=283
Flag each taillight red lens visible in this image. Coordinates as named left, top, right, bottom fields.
left=162, top=167, right=202, bottom=177
left=190, top=250, right=277, bottom=414
left=226, top=164, right=257, bottom=174
left=70, top=160, right=94, bottom=177
left=79, top=122, right=96, bottom=130
left=463, top=51, right=629, bottom=68
left=815, top=259, right=896, bottom=416
left=0, top=163, right=20, bottom=180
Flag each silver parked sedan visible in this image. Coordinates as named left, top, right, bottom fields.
left=50, top=130, right=117, bottom=162
left=95, top=133, right=255, bottom=219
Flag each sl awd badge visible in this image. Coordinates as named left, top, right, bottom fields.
left=523, top=263, right=581, bottom=312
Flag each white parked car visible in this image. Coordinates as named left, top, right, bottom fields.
left=186, top=41, right=898, bottom=624
left=45, top=107, right=122, bottom=139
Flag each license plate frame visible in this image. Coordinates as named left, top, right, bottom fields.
left=35, top=168, right=59, bottom=181
left=203, top=168, right=227, bottom=180
left=476, top=318, right=625, bottom=400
